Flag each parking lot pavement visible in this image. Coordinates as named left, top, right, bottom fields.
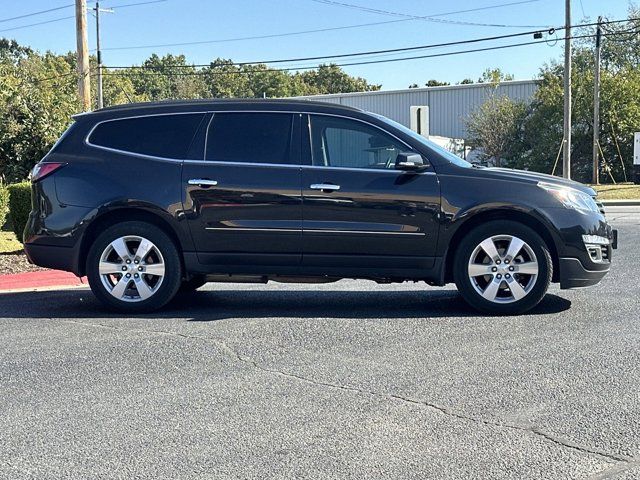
left=1, top=212, right=639, bottom=480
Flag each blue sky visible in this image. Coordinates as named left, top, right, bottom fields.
left=0, top=0, right=632, bottom=90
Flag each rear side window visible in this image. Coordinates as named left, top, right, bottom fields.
left=89, top=113, right=205, bottom=159
left=205, top=113, right=293, bottom=164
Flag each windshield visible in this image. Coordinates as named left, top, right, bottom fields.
left=370, top=113, right=473, bottom=168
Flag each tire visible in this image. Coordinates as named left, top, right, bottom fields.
left=87, top=221, right=183, bottom=313
left=178, top=276, right=207, bottom=293
left=453, top=220, right=552, bottom=315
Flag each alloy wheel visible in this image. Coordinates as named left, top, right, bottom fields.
left=98, top=235, right=166, bottom=302
left=467, top=234, right=539, bottom=304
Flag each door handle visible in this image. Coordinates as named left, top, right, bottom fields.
left=188, top=178, right=218, bottom=187
left=310, top=183, right=340, bottom=192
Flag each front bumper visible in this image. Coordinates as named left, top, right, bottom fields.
left=559, top=257, right=610, bottom=289
left=559, top=228, right=617, bottom=289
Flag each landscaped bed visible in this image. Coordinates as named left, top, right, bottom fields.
left=0, top=231, right=46, bottom=275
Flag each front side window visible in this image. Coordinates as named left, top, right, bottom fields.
left=205, top=113, right=293, bottom=164
left=89, top=113, right=205, bottom=159
left=310, top=115, right=408, bottom=170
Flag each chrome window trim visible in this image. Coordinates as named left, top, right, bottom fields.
left=203, top=111, right=296, bottom=165
left=184, top=159, right=302, bottom=169
left=302, top=165, right=436, bottom=175
left=202, top=113, right=215, bottom=161
left=306, top=112, right=428, bottom=172
left=83, top=109, right=435, bottom=172
left=84, top=111, right=208, bottom=162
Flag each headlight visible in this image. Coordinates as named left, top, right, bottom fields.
left=538, top=182, right=600, bottom=213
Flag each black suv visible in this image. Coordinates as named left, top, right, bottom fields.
left=24, top=99, right=616, bottom=314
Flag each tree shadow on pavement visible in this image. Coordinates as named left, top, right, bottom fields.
left=0, top=287, right=572, bottom=321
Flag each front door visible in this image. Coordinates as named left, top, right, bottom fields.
left=182, top=112, right=302, bottom=267
left=301, top=114, right=440, bottom=271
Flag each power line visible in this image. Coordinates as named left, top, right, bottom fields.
left=105, top=18, right=633, bottom=71
left=0, top=0, right=167, bottom=35
left=0, top=4, right=73, bottom=24
left=96, top=32, right=607, bottom=79
left=28, top=20, right=635, bottom=85
left=308, top=0, right=549, bottom=28
left=0, top=15, right=76, bottom=34
left=27, top=28, right=618, bottom=85
left=100, top=0, right=552, bottom=52
left=107, top=0, right=167, bottom=9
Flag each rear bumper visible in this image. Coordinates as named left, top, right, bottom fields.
left=23, top=243, right=79, bottom=274
left=559, top=257, right=610, bottom=289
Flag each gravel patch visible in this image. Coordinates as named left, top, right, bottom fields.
left=0, top=251, right=47, bottom=275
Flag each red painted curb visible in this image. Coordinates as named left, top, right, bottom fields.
left=0, top=270, right=87, bottom=291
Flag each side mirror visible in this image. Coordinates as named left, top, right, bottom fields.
left=395, top=152, right=427, bottom=171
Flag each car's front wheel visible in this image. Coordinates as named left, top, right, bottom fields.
left=453, top=220, right=552, bottom=315
left=87, top=221, right=182, bottom=312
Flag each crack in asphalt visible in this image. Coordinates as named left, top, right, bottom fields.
left=63, top=319, right=634, bottom=467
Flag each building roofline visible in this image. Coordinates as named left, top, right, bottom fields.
left=291, top=79, right=539, bottom=99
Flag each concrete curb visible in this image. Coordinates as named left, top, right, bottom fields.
left=601, top=199, right=640, bottom=206
left=0, top=270, right=87, bottom=292
left=0, top=284, right=89, bottom=294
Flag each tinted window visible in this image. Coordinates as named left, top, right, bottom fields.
left=310, top=115, right=408, bottom=170
left=89, top=113, right=205, bottom=159
left=205, top=113, right=292, bottom=164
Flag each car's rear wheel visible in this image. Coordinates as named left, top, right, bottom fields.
left=453, top=220, right=552, bottom=315
left=87, top=221, right=182, bottom=312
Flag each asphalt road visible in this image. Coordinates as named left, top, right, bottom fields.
left=1, top=209, right=639, bottom=480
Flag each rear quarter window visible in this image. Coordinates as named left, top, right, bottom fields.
left=88, top=113, right=205, bottom=159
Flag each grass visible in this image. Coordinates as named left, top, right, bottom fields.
left=0, top=231, right=22, bottom=254
left=590, top=183, right=640, bottom=200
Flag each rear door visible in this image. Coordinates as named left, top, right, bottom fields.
left=301, top=114, right=440, bottom=271
left=182, top=112, right=303, bottom=267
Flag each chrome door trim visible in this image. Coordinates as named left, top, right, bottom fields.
left=305, top=229, right=426, bottom=236
left=204, top=226, right=425, bottom=236
left=205, top=227, right=300, bottom=233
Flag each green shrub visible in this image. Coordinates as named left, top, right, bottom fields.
left=0, top=183, right=9, bottom=229
left=7, top=182, right=31, bottom=243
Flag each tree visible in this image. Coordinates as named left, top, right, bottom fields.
left=297, top=64, right=380, bottom=94
left=513, top=7, right=640, bottom=181
left=459, top=78, right=474, bottom=85
left=129, top=54, right=207, bottom=101
left=465, top=95, right=527, bottom=167
left=0, top=49, right=78, bottom=183
left=425, top=79, right=450, bottom=87
left=477, top=68, right=514, bottom=84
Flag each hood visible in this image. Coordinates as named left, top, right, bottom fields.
left=474, top=167, right=596, bottom=196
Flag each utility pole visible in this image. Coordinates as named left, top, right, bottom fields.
left=75, top=0, right=91, bottom=111
left=592, top=16, right=602, bottom=184
left=562, top=0, right=572, bottom=179
left=93, top=1, right=113, bottom=110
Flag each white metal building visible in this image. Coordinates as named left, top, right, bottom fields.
left=294, top=80, right=538, bottom=139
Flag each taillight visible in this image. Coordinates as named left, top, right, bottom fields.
left=30, top=162, right=66, bottom=182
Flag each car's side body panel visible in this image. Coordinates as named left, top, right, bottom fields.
left=22, top=99, right=613, bottom=293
